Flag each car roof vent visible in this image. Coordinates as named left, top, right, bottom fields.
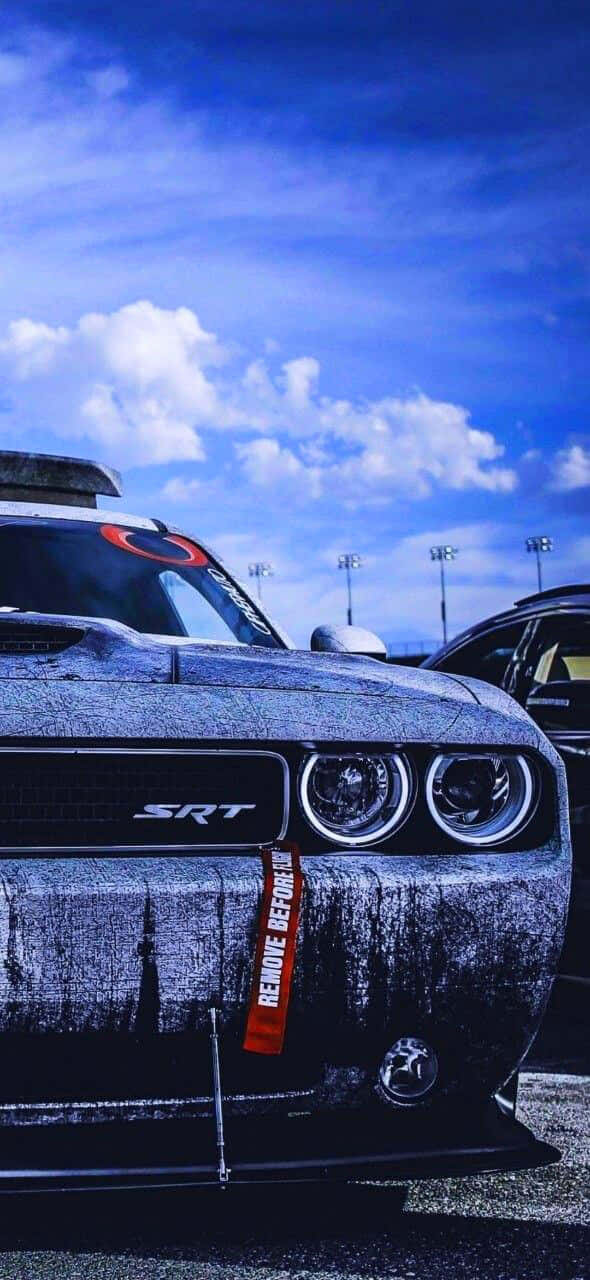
left=515, top=583, right=590, bottom=606
left=0, top=451, right=122, bottom=508
left=0, top=623, right=86, bottom=654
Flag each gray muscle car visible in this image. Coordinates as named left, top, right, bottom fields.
left=0, top=450, right=571, bottom=1189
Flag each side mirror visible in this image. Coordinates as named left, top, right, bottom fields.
left=525, top=680, right=590, bottom=731
left=310, top=624, right=388, bottom=661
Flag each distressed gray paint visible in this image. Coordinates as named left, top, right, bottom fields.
left=0, top=588, right=572, bottom=1128
left=0, top=673, right=552, bottom=750
left=0, top=840, right=570, bottom=1120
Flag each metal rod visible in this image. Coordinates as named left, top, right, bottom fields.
left=346, top=562, right=353, bottom=626
left=440, top=559, right=447, bottom=645
left=209, top=1007, right=230, bottom=1187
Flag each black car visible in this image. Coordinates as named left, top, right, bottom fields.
left=424, top=584, right=590, bottom=977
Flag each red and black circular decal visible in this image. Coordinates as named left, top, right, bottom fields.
left=100, top=524, right=208, bottom=567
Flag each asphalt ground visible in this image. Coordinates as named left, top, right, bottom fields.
left=0, top=1070, right=586, bottom=1280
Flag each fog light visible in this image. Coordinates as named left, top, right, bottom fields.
left=378, top=1037, right=438, bottom=1106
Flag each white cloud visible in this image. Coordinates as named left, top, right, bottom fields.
left=551, top=443, right=590, bottom=491
left=235, top=365, right=517, bottom=501
left=0, top=318, right=70, bottom=377
left=0, top=301, right=227, bottom=464
left=0, top=298, right=519, bottom=492
left=281, top=357, right=320, bottom=409
left=331, top=399, right=516, bottom=501
left=78, top=301, right=224, bottom=408
left=236, top=437, right=322, bottom=498
left=81, top=384, right=206, bottom=464
left=86, top=64, right=130, bottom=99
left=234, top=384, right=516, bottom=502
left=161, top=476, right=202, bottom=503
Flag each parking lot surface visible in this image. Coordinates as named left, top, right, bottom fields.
left=0, top=1071, right=586, bottom=1280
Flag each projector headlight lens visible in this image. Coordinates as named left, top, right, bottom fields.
left=425, top=752, right=536, bottom=845
left=299, top=752, right=412, bottom=846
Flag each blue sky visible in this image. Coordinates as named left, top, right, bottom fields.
left=1, top=2, right=589, bottom=647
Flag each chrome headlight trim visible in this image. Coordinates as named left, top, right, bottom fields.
left=425, top=752, right=536, bottom=846
left=299, top=751, right=413, bottom=847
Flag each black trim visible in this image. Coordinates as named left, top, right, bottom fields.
left=0, top=1098, right=559, bottom=1191
left=516, top=583, right=590, bottom=606
left=0, top=738, right=555, bottom=857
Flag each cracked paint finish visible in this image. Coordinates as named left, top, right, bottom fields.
left=0, top=835, right=570, bottom=1113
left=0, top=676, right=554, bottom=749
left=0, top=612, right=572, bottom=1125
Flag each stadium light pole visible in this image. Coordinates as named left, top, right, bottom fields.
left=338, top=553, right=362, bottom=626
left=525, top=535, right=553, bottom=593
left=430, top=545, right=458, bottom=645
left=248, top=562, right=273, bottom=601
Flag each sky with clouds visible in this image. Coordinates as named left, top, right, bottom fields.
left=1, top=1, right=589, bottom=648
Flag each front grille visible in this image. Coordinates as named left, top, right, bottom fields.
left=0, top=1033, right=321, bottom=1104
left=0, top=749, right=287, bottom=851
left=0, top=624, right=85, bottom=654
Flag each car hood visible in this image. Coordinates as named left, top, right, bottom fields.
left=0, top=611, right=475, bottom=702
left=0, top=611, right=548, bottom=747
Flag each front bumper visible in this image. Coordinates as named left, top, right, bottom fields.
left=0, top=1094, right=559, bottom=1191
left=0, top=848, right=569, bottom=1107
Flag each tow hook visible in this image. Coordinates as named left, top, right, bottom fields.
left=209, top=1007, right=230, bottom=1187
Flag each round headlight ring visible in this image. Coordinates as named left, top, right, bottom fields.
left=425, top=752, right=536, bottom=846
left=299, top=751, right=413, bottom=847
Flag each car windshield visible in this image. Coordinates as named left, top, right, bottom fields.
left=0, top=518, right=282, bottom=648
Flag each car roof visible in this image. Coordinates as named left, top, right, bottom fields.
left=0, top=499, right=158, bottom=530
left=514, top=583, right=590, bottom=606
left=424, top=583, right=590, bottom=666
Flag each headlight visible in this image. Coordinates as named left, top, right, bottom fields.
left=299, top=752, right=412, bottom=846
left=425, top=753, right=536, bottom=846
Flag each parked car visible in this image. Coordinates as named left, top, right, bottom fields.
left=423, top=585, right=589, bottom=976
left=0, top=450, right=571, bottom=1190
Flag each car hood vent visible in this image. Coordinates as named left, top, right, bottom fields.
left=0, top=623, right=86, bottom=654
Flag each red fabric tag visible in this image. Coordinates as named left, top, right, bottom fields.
left=243, top=842, right=304, bottom=1055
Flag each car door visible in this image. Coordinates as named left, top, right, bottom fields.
left=503, top=613, right=590, bottom=841
left=431, top=621, right=527, bottom=687
left=503, top=612, right=590, bottom=976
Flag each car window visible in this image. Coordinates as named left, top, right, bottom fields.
left=532, top=618, right=590, bottom=684
left=159, top=571, right=243, bottom=644
left=0, top=517, right=283, bottom=648
left=434, top=623, right=525, bottom=687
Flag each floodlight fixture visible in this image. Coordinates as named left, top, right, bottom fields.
left=525, top=536, right=553, bottom=592
left=338, top=553, right=362, bottom=625
left=429, top=546, right=459, bottom=644
left=248, top=561, right=274, bottom=600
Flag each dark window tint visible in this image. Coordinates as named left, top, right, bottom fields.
left=435, top=623, right=525, bottom=687
left=0, top=518, right=282, bottom=648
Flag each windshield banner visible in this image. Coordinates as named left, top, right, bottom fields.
left=100, top=524, right=209, bottom=566
left=243, top=842, right=304, bottom=1055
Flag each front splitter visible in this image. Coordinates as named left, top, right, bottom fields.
left=0, top=1099, right=559, bottom=1192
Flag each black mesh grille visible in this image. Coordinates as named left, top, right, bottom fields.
left=0, top=624, right=85, bottom=654
left=0, top=751, right=287, bottom=850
